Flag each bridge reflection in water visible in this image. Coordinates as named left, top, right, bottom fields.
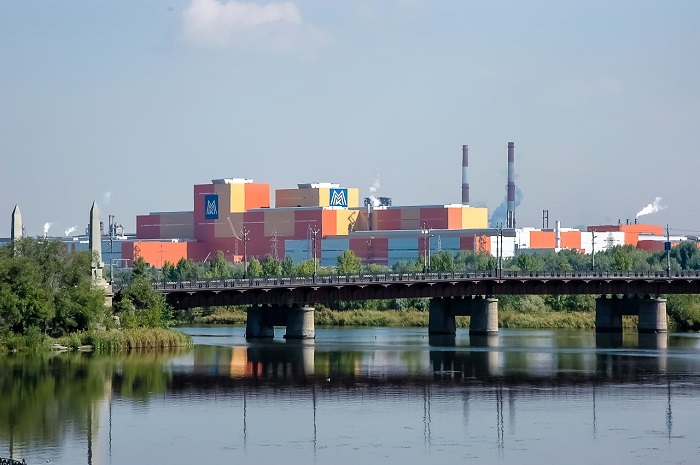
left=166, top=329, right=697, bottom=460
left=178, top=330, right=694, bottom=387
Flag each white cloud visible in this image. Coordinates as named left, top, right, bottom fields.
left=183, top=0, right=303, bottom=47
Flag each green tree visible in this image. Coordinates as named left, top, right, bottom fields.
left=261, top=254, right=282, bottom=277
left=431, top=251, right=456, bottom=272
left=162, top=261, right=177, bottom=281
left=209, top=250, right=229, bottom=278
left=0, top=237, right=106, bottom=337
left=246, top=257, right=263, bottom=278
left=175, top=258, right=200, bottom=281
left=282, top=256, right=295, bottom=277
left=113, top=275, right=172, bottom=328
left=132, top=256, right=149, bottom=278
left=336, top=250, right=362, bottom=275
left=295, top=259, right=316, bottom=277
left=515, top=253, right=543, bottom=272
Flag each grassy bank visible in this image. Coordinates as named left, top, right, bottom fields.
left=196, top=306, right=638, bottom=330
left=0, top=328, right=193, bottom=354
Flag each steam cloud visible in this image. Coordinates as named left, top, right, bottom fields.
left=43, top=222, right=54, bottom=238
left=489, top=186, right=523, bottom=227
left=103, top=191, right=112, bottom=206
left=65, top=226, right=77, bottom=236
left=636, top=197, right=666, bottom=218
left=368, top=172, right=381, bottom=207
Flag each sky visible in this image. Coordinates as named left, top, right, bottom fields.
left=1, top=0, right=699, bottom=237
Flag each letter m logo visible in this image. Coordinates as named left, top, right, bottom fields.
left=204, top=194, right=219, bottom=219
left=329, top=188, right=348, bottom=207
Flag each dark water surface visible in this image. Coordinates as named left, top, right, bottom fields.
left=2, top=327, right=700, bottom=465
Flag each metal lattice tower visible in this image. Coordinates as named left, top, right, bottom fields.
left=271, top=229, right=279, bottom=260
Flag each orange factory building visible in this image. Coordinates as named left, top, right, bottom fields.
left=121, top=177, right=673, bottom=268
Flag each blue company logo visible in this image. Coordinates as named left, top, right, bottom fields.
left=329, top=188, right=348, bottom=207
left=204, top=194, right=219, bottom=219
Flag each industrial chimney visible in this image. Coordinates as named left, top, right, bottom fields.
left=506, top=142, right=516, bottom=228
left=461, top=145, right=469, bottom=205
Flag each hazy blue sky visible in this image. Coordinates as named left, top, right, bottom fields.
left=2, top=0, right=698, bottom=237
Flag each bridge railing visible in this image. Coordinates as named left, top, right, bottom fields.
left=141, top=269, right=700, bottom=292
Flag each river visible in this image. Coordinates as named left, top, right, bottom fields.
left=2, top=327, right=700, bottom=465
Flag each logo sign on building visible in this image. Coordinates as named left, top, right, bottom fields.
left=329, top=188, right=348, bottom=207
left=204, top=194, right=219, bottom=219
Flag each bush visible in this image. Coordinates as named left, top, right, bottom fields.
left=666, top=295, right=700, bottom=331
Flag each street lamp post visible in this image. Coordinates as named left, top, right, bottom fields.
left=242, top=227, right=250, bottom=278
left=421, top=224, right=432, bottom=273
left=310, top=225, right=320, bottom=281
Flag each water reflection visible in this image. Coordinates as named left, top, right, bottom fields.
left=1, top=330, right=700, bottom=464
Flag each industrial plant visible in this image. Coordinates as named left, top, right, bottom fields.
left=6, top=143, right=684, bottom=270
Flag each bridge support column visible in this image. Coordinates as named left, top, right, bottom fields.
left=428, top=299, right=456, bottom=335
left=469, top=298, right=498, bottom=335
left=429, top=297, right=499, bottom=335
left=246, top=306, right=274, bottom=339
left=595, top=296, right=622, bottom=332
left=638, top=298, right=667, bottom=333
left=284, top=305, right=315, bottom=339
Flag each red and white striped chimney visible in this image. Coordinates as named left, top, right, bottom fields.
left=461, top=144, right=469, bottom=205
left=506, top=142, right=515, bottom=228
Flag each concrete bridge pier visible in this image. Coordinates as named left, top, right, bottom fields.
left=469, top=298, right=499, bottom=335
left=595, top=297, right=623, bottom=333
left=428, top=297, right=499, bottom=335
left=284, top=305, right=316, bottom=339
left=246, top=306, right=275, bottom=339
left=638, top=298, right=667, bottom=334
left=428, top=299, right=457, bottom=335
left=595, top=296, right=667, bottom=333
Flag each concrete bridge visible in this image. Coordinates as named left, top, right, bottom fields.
left=125, top=270, right=700, bottom=340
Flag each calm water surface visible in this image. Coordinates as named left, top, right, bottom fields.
left=2, top=327, right=700, bottom=465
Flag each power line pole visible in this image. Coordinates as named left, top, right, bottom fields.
left=591, top=231, right=596, bottom=271
left=242, top=227, right=250, bottom=278
left=311, top=225, right=320, bottom=281
left=666, top=224, right=671, bottom=277
left=271, top=229, right=279, bottom=261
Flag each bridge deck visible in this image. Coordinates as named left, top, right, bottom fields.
left=118, top=271, right=700, bottom=309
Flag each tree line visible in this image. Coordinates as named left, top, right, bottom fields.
left=128, top=242, right=700, bottom=283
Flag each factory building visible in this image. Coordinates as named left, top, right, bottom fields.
left=122, top=177, right=492, bottom=268
left=109, top=142, right=685, bottom=268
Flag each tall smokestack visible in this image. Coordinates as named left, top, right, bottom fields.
left=506, top=142, right=515, bottom=228
left=461, top=145, right=469, bottom=205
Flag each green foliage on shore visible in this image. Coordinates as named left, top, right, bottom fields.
left=0, top=238, right=189, bottom=354
left=0, top=237, right=107, bottom=337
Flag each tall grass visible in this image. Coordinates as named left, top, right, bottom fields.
left=53, top=328, right=193, bottom=352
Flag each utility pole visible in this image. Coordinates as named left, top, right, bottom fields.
left=591, top=231, right=596, bottom=271
left=311, top=225, right=320, bottom=280
left=271, top=229, right=279, bottom=261
left=427, top=226, right=432, bottom=272
left=242, top=227, right=250, bottom=278
left=666, top=224, right=671, bottom=277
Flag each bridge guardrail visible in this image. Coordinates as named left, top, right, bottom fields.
left=126, top=269, right=700, bottom=293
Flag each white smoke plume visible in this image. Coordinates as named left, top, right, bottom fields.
left=65, top=226, right=77, bottom=237
left=43, top=222, right=54, bottom=238
left=636, top=196, right=666, bottom=218
left=103, top=191, right=112, bottom=206
left=368, top=172, right=381, bottom=207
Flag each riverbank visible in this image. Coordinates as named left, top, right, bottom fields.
left=0, top=328, right=193, bottom=354
left=194, top=307, right=642, bottom=330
